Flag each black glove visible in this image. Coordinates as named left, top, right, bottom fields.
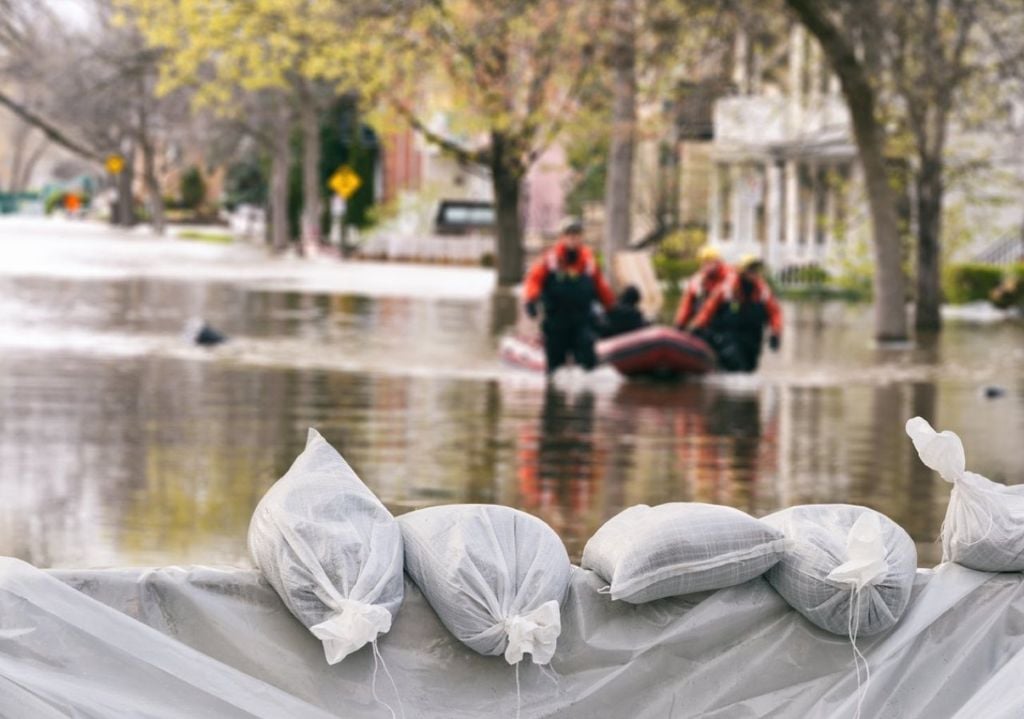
left=769, top=334, right=781, bottom=352
left=525, top=301, right=539, bottom=319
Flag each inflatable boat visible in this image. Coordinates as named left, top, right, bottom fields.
left=499, top=325, right=715, bottom=378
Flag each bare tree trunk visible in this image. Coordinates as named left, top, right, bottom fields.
left=6, top=122, right=29, bottom=192
left=15, top=136, right=48, bottom=191
left=140, top=138, right=165, bottom=235
left=491, top=131, right=526, bottom=286
left=786, top=0, right=908, bottom=341
left=602, top=0, right=636, bottom=286
left=299, top=97, right=322, bottom=248
left=137, top=87, right=166, bottom=235
left=915, top=155, right=943, bottom=331
left=116, top=142, right=136, bottom=227
left=269, top=132, right=292, bottom=252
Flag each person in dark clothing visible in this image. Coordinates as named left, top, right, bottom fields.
left=185, top=318, right=228, bottom=347
left=523, top=219, right=615, bottom=374
left=690, top=255, right=782, bottom=372
left=599, top=284, right=649, bottom=338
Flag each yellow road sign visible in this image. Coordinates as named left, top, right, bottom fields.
left=105, top=154, right=125, bottom=175
left=328, top=165, right=361, bottom=199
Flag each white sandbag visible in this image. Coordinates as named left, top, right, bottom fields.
left=581, top=503, right=787, bottom=603
left=763, top=504, right=917, bottom=636
left=248, top=428, right=403, bottom=664
left=907, top=416, right=1024, bottom=571
left=399, top=504, right=571, bottom=664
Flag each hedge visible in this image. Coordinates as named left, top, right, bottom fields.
left=942, top=263, right=1004, bottom=304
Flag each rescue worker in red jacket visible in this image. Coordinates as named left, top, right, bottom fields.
left=687, top=254, right=782, bottom=371
left=523, top=219, right=615, bottom=374
left=674, top=245, right=734, bottom=330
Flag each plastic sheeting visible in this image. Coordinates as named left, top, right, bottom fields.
left=2, top=557, right=1024, bottom=718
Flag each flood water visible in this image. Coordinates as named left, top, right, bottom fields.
left=1, top=218, right=1022, bottom=568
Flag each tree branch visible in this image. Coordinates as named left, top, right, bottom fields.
left=390, top=97, right=491, bottom=166
left=0, top=91, right=101, bottom=162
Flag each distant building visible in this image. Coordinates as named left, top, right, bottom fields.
left=378, top=115, right=570, bottom=246
left=657, top=23, right=1024, bottom=274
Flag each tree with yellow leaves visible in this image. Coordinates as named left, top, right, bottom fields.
left=375, top=0, right=599, bottom=285
left=122, top=0, right=377, bottom=250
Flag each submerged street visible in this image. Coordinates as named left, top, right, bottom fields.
left=1, top=218, right=1021, bottom=567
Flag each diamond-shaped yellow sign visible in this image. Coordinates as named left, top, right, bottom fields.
left=105, top=154, right=124, bottom=175
left=328, top=166, right=361, bottom=199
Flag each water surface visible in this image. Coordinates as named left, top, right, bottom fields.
left=1, top=219, right=1021, bottom=567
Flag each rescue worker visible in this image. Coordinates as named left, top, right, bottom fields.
left=687, top=254, right=782, bottom=371
left=673, top=245, right=734, bottom=330
left=523, top=219, right=615, bottom=374
left=599, top=284, right=649, bottom=338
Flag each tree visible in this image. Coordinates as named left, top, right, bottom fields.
left=785, top=0, right=909, bottom=342
left=0, top=2, right=103, bottom=165
left=602, top=0, right=637, bottom=281
left=785, top=0, right=1024, bottom=336
left=125, top=0, right=377, bottom=250
left=597, top=0, right=730, bottom=277
left=881, top=0, right=1024, bottom=331
left=0, top=0, right=196, bottom=231
left=379, top=0, right=598, bottom=286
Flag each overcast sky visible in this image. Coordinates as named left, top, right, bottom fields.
left=44, top=0, right=91, bottom=30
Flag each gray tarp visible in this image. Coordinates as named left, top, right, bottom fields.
left=1, top=557, right=1023, bottom=718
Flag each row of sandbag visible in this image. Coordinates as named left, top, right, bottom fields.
left=246, top=417, right=1023, bottom=667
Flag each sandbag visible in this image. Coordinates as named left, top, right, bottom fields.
left=907, top=416, right=1024, bottom=571
left=399, top=504, right=571, bottom=664
left=763, top=504, right=917, bottom=636
left=581, top=503, right=787, bottom=603
left=248, top=428, right=404, bottom=664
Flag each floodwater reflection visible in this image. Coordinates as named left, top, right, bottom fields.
left=0, top=265, right=1021, bottom=569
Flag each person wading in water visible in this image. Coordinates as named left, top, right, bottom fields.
left=523, top=219, right=615, bottom=375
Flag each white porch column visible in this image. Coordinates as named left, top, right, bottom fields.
left=803, top=161, right=817, bottom=258
left=825, top=165, right=837, bottom=253
left=766, top=160, right=783, bottom=270
left=730, top=163, right=742, bottom=246
left=709, top=162, right=722, bottom=244
left=784, top=159, right=799, bottom=259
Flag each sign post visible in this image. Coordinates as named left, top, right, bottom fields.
left=328, top=165, right=361, bottom=257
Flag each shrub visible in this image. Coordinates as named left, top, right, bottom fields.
left=653, top=256, right=700, bottom=288
left=44, top=191, right=65, bottom=215
left=180, top=166, right=206, bottom=210
left=653, top=228, right=706, bottom=288
left=943, top=263, right=1004, bottom=304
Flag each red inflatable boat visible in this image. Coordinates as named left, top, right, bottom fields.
left=499, top=326, right=715, bottom=378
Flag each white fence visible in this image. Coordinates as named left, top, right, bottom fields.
left=355, top=233, right=494, bottom=263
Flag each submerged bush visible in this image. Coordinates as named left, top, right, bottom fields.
left=943, top=263, right=1004, bottom=304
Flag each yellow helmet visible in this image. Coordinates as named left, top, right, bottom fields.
left=739, top=253, right=761, bottom=270
left=696, top=245, right=721, bottom=263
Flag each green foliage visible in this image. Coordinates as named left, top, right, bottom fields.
left=179, top=166, right=206, bottom=210
left=652, top=227, right=705, bottom=288
left=44, top=191, right=65, bottom=215
left=943, top=263, right=1004, bottom=304
left=177, top=229, right=233, bottom=244
left=319, top=100, right=378, bottom=230
left=777, top=264, right=830, bottom=285
left=565, top=134, right=608, bottom=216
left=223, top=157, right=267, bottom=210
